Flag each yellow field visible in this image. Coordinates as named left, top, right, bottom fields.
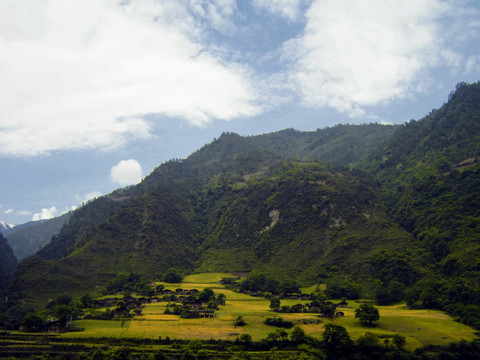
left=64, top=273, right=478, bottom=349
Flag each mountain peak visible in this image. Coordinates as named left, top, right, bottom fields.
left=0, top=220, right=15, bottom=234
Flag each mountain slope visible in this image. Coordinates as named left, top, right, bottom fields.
left=246, top=124, right=398, bottom=167
left=195, top=160, right=418, bottom=284
left=367, top=82, right=480, bottom=275
left=9, top=146, right=420, bottom=309
left=361, top=82, right=480, bottom=318
left=0, top=233, right=17, bottom=296
left=5, top=213, right=70, bottom=261
left=9, top=82, right=480, bottom=314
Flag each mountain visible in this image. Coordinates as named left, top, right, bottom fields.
left=245, top=123, right=398, bottom=167
left=0, top=220, right=15, bottom=234
left=3, top=213, right=70, bottom=261
left=8, top=131, right=413, bottom=309
left=6, top=81, right=480, bottom=320
left=0, top=233, right=17, bottom=297
left=361, top=82, right=480, bottom=316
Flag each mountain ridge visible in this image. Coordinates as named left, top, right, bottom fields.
left=4, top=82, right=480, bottom=326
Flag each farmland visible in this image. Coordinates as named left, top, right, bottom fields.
left=62, top=273, right=477, bottom=350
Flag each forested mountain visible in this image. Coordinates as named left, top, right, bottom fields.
left=4, top=213, right=70, bottom=261
left=362, top=82, right=480, bottom=321
left=0, top=233, right=17, bottom=297
left=246, top=124, right=398, bottom=167
left=4, top=82, right=480, bottom=326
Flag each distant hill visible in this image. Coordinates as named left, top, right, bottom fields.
left=0, top=220, right=15, bottom=235
left=4, top=213, right=70, bottom=261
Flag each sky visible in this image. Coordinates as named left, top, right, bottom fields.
left=1, top=0, right=480, bottom=225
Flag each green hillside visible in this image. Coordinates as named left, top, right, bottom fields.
left=9, top=152, right=419, bottom=310
left=246, top=124, right=398, bottom=166
left=0, top=233, right=16, bottom=297
left=362, top=82, right=480, bottom=325
left=4, top=82, right=480, bottom=333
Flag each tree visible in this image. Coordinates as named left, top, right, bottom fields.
left=357, top=332, right=380, bottom=347
left=392, top=333, right=406, bottom=349
left=233, top=315, right=246, bottom=328
left=319, top=303, right=335, bottom=319
left=355, top=303, right=380, bottom=325
left=140, top=284, right=155, bottom=298
left=280, top=279, right=300, bottom=296
left=270, top=298, right=280, bottom=311
left=266, top=329, right=288, bottom=342
left=217, top=293, right=226, bottom=305
left=291, top=326, right=307, bottom=344
left=23, top=312, right=44, bottom=332
left=163, top=268, right=183, bottom=283
left=322, top=323, right=353, bottom=353
left=116, top=300, right=126, bottom=310
left=198, top=287, right=215, bottom=302
left=80, top=294, right=94, bottom=308
left=54, top=304, right=75, bottom=325
left=239, top=333, right=252, bottom=343
left=56, top=294, right=73, bottom=305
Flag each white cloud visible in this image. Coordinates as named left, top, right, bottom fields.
left=3, top=209, right=31, bottom=216
left=253, top=0, right=304, bottom=21
left=32, top=206, right=59, bottom=221
left=285, top=0, right=477, bottom=117
left=75, top=191, right=103, bottom=205
left=110, top=159, right=143, bottom=187
left=189, top=0, right=237, bottom=34
left=0, top=0, right=261, bottom=158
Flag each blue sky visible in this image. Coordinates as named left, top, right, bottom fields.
left=1, top=0, right=480, bottom=225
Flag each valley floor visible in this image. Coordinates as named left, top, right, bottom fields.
left=60, top=273, right=477, bottom=351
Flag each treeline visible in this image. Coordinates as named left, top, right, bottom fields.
left=1, top=324, right=479, bottom=359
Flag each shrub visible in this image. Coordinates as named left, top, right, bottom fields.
left=264, top=317, right=294, bottom=329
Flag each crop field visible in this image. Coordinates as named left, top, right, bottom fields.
left=64, top=273, right=478, bottom=350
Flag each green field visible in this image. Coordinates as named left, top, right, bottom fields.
left=64, top=273, right=478, bottom=350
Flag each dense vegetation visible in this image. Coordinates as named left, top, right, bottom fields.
left=0, top=325, right=479, bottom=359
left=363, top=82, right=480, bottom=328
left=2, top=81, right=480, bottom=345
left=0, top=233, right=17, bottom=297
left=0, top=233, right=16, bottom=297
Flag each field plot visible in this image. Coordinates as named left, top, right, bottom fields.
left=333, top=302, right=477, bottom=350
left=64, top=273, right=478, bottom=349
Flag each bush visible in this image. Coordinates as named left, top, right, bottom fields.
left=233, top=315, right=246, bottom=327
left=264, top=317, right=294, bottom=329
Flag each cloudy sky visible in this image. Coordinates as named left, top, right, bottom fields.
left=1, top=0, right=480, bottom=225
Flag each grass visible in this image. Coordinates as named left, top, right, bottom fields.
left=63, top=273, right=478, bottom=349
